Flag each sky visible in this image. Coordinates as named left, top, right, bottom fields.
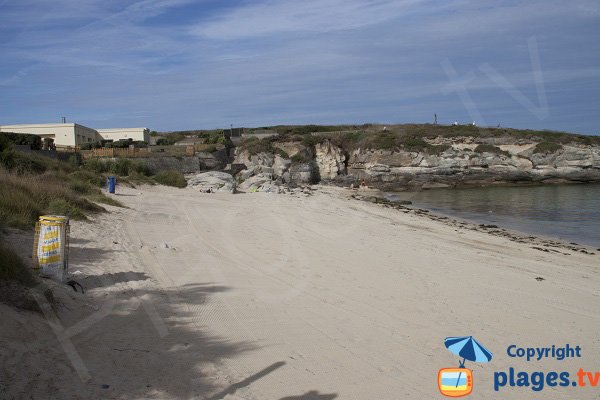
left=0, top=0, right=599, bottom=134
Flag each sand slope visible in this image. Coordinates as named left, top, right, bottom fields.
left=1, top=185, right=599, bottom=399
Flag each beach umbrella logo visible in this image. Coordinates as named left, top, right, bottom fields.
left=438, top=336, right=493, bottom=397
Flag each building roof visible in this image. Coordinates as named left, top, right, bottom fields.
left=96, top=127, right=148, bottom=132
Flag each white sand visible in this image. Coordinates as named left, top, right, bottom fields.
left=1, top=184, right=599, bottom=399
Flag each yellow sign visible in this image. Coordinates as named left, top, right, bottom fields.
left=36, top=215, right=69, bottom=280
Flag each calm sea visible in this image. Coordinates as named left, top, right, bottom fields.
left=386, top=184, right=600, bottom=247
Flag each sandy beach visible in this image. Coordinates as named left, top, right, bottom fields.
left=1, top=184, right=599, bottom=399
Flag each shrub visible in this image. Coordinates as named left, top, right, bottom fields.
left=47, top=199, right=87, bottom=220
left=474, top=144, right=511, bottom=157
left=108, top=139, right=135, bottom=148
left=301, top=135, right=323, bottom=148
left=0, top=168, right=106, bottom=228
left=0, top=147, right=15, bottom=170
left=0, top=174, right=42, bottom=228
left=153, top=170, right=187, bottom=188
left=240, top=137, right=275, bottom=155
left=363, top=133, right=400, bottom=150
left=197, top=130, right=226, bottom=144
left=130, top=160, right=150, bottom=175
left=82, top=158, right=149, bottom=177
left=0, top=242, right=35, bottom=286
left=82, top=158, right=109, bottom=174
left=402, top=137, right=429, bottom=151
left=0, top=132, right=42, bottom=150
left=291, top=152, right=312, bottom=164
left=80, top=141, right=102, bottom=150
left=533, top=142, right=563, bottom=154
left=12, top=152, right=47, bottom=174
left=103, top=139, right=146, bottom=148
left=0, top=134, right=12, bottom=152
left=274, top=147, right=289, bottom=158
left=126, top=171, right=156, bottom=186
left=426, top=144, right=451, bottom=155
left=69, top=170, right=105, bottom=187
left=109, top=158, right=132, bottom=176
left=68, top=180, right=96, bottom=195
left=155, top=132, right=186, bottom=146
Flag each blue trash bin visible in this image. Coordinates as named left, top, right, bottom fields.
left=107, top=176, right=116, bottom=194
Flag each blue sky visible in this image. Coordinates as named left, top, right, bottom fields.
left=1, top=0, right=599, bottom=134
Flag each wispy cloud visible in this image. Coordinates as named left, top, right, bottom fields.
left=0, top=0, right=599, bottom=133
left=191, top=0, right=427, bottom=39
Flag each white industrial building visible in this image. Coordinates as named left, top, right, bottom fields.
left=96, top=127, right=150, bottom=143
left=0, top=123, right=150, bottom=148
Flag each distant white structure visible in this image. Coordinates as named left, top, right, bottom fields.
left=0, top=123, right=101, bottom=147
left=96, top=127, right=150, bottom=143
left=0, top=122, right=150, bottom=148
left=241, top=129, right=279, bottom=140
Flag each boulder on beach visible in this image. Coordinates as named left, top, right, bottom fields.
left=237, top=173, right=283, bottom=193
left=187, top=171, right=235, bottom=193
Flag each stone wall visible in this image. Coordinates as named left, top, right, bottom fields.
left=136, top=149, right=229, bottom=174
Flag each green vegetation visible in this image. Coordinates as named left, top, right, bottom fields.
left=533, top=141, right=563, bottom=154
left=153, top=170, right=187, bottom=188
left=203, top=145, right=217, bottom=153
left=82, top=158, right=150, bottom=176
left=0, top=241, right=35, bottom=286
left=474, top=144, right=511, bottom=157
left=0, top=168, right=105, bottom=228
left=153, top=129, right=227, bottom=146
left=239, top=137, right=275, bottom=155
left=426, top=144, right=452, bottom=155
left=254, top=123, right=600, bottom=147
left=300, top=135, right=322, bottom=148
left=290, top=152, right=312, bottom=164
left=270, top=124, right=365, bottom=136
left=0, top=137, right=191, bottom=300
left=0, top=132, right=42, bottom=150
left=80, top=138, right=147, bottom=150
left=0, top=141, right=131, bottom=227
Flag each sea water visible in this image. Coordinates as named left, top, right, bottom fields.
left=388, top=184, right=600, bottom=247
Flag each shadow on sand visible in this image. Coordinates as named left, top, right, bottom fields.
left=206, top=361, right=286, bottom=400
left=79, top=271, right=150, bottom=290
left=279, top=391, right=338, bottom=400
left=9, top=283, right=260, bottom=399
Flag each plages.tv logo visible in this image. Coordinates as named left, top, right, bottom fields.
left=438, top=336, right=493, bottom=397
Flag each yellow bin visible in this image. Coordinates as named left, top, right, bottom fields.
left=33, top=215, right=70, bottom=281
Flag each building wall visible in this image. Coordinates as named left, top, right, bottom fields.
left=75, top=124, right=102, bottom=145
left=0, top=124, right=78, bottom=147
left=96, top=128, right=150, bottom=143
left=1, top=123, right=150, bottom=147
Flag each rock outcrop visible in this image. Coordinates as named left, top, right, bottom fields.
left=233, top=148, right=316, bottom=191
left=187, top=171, right=235, bottom=193
left=231, top=135, right=600, bottom=190
left=345, top=143, right=600, bottom=190
left=315, top=140, right=346, bottom=180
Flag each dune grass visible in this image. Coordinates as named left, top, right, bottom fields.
left=153, top=170, right=187, bottom=188
left=0, top=142, right=188, bottom=294
left=0, top=241, right=35, bottom=286
left=0, top=169, right=106, bottom=228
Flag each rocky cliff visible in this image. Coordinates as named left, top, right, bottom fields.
left=233, top=133, right=600, bottom=191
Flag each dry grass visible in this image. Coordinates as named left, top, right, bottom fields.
left=153, top=170, right=187, bottom=188
left=0, top=168, right=108, bottom=228
left=0, top=240, right=35, bottom=286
